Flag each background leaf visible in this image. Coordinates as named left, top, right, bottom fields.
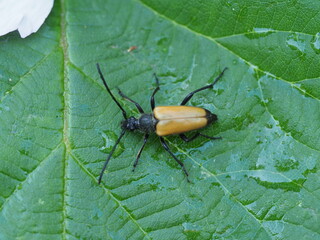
left=0, top=0, right=319, bottom=239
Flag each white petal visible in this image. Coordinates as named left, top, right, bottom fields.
left=0, top=0, right=54, bottom=38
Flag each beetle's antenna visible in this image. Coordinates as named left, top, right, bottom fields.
left=96, top=63, right=127, bottom=119
left=98, top=129, right=126, bottom=184
left=212, top=67, right=228, bottom=86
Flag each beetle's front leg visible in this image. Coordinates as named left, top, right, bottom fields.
left=132, top=134, right=149, bottom=171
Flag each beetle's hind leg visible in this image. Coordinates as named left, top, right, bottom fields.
left=159, top=137, right=190, bottom=182
left=179, top=133, right=222, bottom=142
left=150, top=73, right=160, bottom=110
left=132, top=134, right=149, bottom=171
left=180, top=67, right=228, bottom=105
left=117, top=88, right=145, bottom=114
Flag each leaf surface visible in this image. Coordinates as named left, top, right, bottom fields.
left=0, top=0, right=319, bottom=239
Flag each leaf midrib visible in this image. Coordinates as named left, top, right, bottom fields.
left=59, top=0, right=152, bottom=238
left=59, top=0, right=68, bottom=238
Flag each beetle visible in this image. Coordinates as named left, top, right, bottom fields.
left=96, top=63, right=227, bottom=184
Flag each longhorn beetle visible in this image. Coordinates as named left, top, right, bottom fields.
left=96, top=64, right=227, bottom=184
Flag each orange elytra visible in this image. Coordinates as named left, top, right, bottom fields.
left=154, top=106, right=215, bottom=136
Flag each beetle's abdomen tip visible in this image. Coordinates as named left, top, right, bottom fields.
left=205, top=110, right=218, bottom=125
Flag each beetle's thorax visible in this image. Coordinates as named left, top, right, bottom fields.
left=121, top=114, right=157, bottom=133
left=138, top=114, right=157, bottom=133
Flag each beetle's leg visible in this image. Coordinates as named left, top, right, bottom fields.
left=150, top=73, right=160, bottom=110
left=117, top=88, right=145, bottom=114
left=132, top=134, right=149, bottom=172
left=180, top=67, right=228, bottom=105
left=180, top=133, right=222, bottom=142
left=159, top=137, right=190, bottom=182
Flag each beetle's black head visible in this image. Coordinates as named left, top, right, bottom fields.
left=205, top=110, right=218, bottom=125
left=121, top=116, right=139, bottom=131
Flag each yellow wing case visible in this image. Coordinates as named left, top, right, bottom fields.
left=154, top=106, right=208, bottom=136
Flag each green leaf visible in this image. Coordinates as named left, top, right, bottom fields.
left=1, top=0, right=320, bottom=239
